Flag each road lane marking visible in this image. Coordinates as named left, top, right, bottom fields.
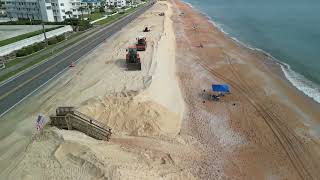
left=0, top=34, right=108, bottom=118
left=0, top=4, right=149, bottom=88
left=0, top=29, right=111, bottom=101
left=0, top=4, right=153, bottom=117
left=0, top=9, right=131, bottom=87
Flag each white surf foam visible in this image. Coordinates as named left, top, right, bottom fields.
left=183, top=0, right=320, bottom=104
left=280, top=63, right=320, bottom=103
left=184, top=2, right=194, bottom=8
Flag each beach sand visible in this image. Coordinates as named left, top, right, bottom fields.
left=0, top=0, right=320, bottom=179
left=172, top=0, right=320, bottom=179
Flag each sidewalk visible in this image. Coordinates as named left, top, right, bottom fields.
left=0, top=3, right=148, bottom=82
left=0, top=26, right=73, bottom=57
left=0, top=29, right=94, bottom=79
left=90, top=2, right=146, bottom=24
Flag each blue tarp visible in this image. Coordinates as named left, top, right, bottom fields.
left=212, top=84, right=230, bottom=93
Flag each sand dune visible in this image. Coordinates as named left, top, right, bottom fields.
left=3, top=1, right=194, bottom=179
left=79, top=91, right=181, bottom=136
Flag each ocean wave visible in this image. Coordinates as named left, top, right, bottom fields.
left=184, top=2, right=194, bottom=8
left=208, top=20, right=229, bottom=35
left=280, top=63, right=320, bottom=103
left=183, top=0, right=320, bottom=103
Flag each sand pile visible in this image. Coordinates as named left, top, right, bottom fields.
left=2, top=1, right=193, bottom=179
left=77, top=1, right=184, bottom=138
left=140, top=1, right=185, bottom=118
left=8, top=128, right=195, bottom=180
left=78, top=91, right=181, bottom=137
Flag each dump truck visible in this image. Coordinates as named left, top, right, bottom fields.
left=126, top=46, right=141, bottom=70
left=136, top=36, right=147, bottom=51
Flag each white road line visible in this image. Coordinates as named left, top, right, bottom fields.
left=0, top=4, right=148, bottom=87
left=0, top=30, right=123, bottom=118
left=0, top=4, right=152, bottom=118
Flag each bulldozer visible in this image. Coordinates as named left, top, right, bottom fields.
left=126, top=46, right=141, bottom=71
left=136, top=36, right=147, bottom=51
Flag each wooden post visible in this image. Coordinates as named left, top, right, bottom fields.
left=66, top=116, right=72, bottom=130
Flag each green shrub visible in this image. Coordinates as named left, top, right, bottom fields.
left=78, top=20, right=92, bottom=31
left=16, top=49, right=27, bottom=57
left=16, top=41, right=47, bottom=57
left=63, top=18, right=92, bottom=31
left=56, top=35, right=65, bottom=42
left=33, top=42, right=45, bottom=52
left=0, top=26, right=63, bottom=47
left=99, top=7, right=105, bottom=13
left=24, top=46, right=35, bottom=54
left=48, top=37, right=58, bottom=45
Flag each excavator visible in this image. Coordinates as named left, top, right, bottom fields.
left=126, top=46, right=141, bottom=71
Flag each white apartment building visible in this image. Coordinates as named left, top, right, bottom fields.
left=2, top=0, right=85, bottom=22
left=0, top=1, right=6, bottom=15
left=105, top=0, right=126, bottom=8
left=81, top=0, right=100, bottom=7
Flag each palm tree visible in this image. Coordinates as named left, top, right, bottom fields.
left=65, top=11, right=73, bottom=19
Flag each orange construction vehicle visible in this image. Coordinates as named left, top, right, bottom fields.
left=136, top=36, right=147, bottom=51
left=126, top=46, right=141, bottom=70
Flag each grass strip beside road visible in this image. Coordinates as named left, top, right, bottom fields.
left=0, top=3, right=148, bottom=83
left=4, top=32, right=81, bottom=69
left=94, top=4, right=144, bottom=25
left=84, top=12, right=105, bottom=21
left=0, top=26, right=64, bottom=47
left=0, top=32, right=84, bottom=83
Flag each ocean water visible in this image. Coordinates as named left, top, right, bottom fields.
left=183, top=0, right=320, bottom=103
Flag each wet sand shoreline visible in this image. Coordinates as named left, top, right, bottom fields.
left=0, top=0, right=319, bottom=179
left=181, top=0, right=320, bottom=106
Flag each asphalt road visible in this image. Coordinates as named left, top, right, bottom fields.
left=0, top=2, right=154, bottom=117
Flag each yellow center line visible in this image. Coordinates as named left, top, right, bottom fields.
left=0, top=7, right=148, bottom=102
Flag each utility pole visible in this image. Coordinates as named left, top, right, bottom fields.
left=38, top=0, right=48, bottom=46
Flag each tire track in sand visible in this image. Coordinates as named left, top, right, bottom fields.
left=195, top=55, right=319, bottom=180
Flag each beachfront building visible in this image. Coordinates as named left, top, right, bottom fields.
left=81, top=0, right=101, bottom=14
left=1, top=0, right=87, bottom=22
left=81, top=0, right=100, bottom=8
left=0, top=0, right=6, bottom=16
left=105, top=0, right=126, bottom=8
